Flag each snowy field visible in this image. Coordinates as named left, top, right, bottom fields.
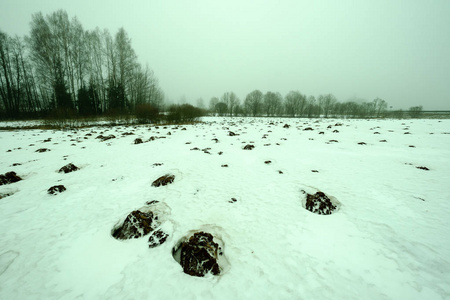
left=1, top=117, right=449, bottom=300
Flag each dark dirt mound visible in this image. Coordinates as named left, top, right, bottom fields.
left=58, top=163, right=79, bottom=174
left=112, top=210, right=156, bottom=239
left=134, top=138, right=143, bottom=144
left=305, top=191, right=337, bottom=215
left=243, top=144, right=255, bottom=150
left=48, top=185, right=66, bottom=195
left=148, top=229, right=169, bottom=248
left=229, top=198, right=237, bottom=203
left=283, top=124, right=290, bottom=128
left=35, top=148, right=50, bottom=153
left=152, top=174, right=175, bottom=187
left=0, top=172, right=22, bottom=186
left=416, top=166, right=430, bottom=171
left=179, top=232, right=221, bottom=277
left=0, top=192, right=13, bottom=199
left=96, top=134, right=116, bottom=141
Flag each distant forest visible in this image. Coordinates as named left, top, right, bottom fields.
left=208, top=91, right=424, bottom=119
left=0, top=10, right=428, bottom=121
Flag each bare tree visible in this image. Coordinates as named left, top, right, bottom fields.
left=318, top=94, right=337, bottom=118
left=228, top=92, right=239, bottom=117
left=244, top=89, right=263, bottom=117
left=284, top=90, right=306, bottom=117
left=263, top=91, right=282, bottom=116
left=209, top=97, right=219, bottom=115
left=373, top=97, right=387, bottom=117
left=409, top=106, right=423, bottom=118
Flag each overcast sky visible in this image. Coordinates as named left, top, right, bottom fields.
left=1, top=0, right=449, bottom=109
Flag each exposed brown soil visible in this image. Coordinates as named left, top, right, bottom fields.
left=305, top=191, right=337, bottom=215
left=58, top=163, right=79, bottom=173
left=0, top=172, right=22, bottom=186
left=152, top=174, right=175, bottom=187
left=48, top=185, right=66, bottom=195
left=179, top=232, right=220, bottom=277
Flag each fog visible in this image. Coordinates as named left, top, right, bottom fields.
left=1, top=0, right=449, bottom=109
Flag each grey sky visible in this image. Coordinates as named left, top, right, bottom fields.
left=1, top=0, right=449, bottom=109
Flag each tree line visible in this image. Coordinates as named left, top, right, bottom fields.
left=0, top=10, right=164, bottom=120
left=208, top=90, right=423, bottom=118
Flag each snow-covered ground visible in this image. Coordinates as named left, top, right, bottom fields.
left=1, top=117, right=449, bottom=300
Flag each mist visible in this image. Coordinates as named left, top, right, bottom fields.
left=1, top=0, right=449, bottom=109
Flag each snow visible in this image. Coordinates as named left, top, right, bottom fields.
left=0, top=117, right=449, bottom=299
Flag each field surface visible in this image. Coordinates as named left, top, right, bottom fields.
left=1, top=117, right=449, bottom=299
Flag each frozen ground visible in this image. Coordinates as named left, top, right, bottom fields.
left=0, top=117, right=449, bottom=300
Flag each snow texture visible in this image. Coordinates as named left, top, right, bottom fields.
left=0, top=117, right=449, bottom=299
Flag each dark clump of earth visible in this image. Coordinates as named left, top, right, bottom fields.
left=48, top=185, right=66, bottom=195
left=305, top=191, right=337, bottom=215
left=0, top=172, right=22, bottom=186
left=152, top=174, right=175, bottom=187
left=35, top=148, right=50, bottom=153
left=416, top=166, right=430, bottom=171
left=112, top=210, right=156, bottom=239
left=96, top=134, right=116, bottom=141
left=0, top=192, right=13, bottom=199
left=243, top=144, right=255, bottom=150
left=58, top=163, right=79, bottom=174
left=179, top=232, right=221, bottom=277
left=148, top=229, right=169, bottom=248
left=134, top=138, right=143, bottom=144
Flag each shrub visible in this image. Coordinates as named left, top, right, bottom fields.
left=135, top=104, right=160, bottom=124
left=166, top=104, right=205, bottom=123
